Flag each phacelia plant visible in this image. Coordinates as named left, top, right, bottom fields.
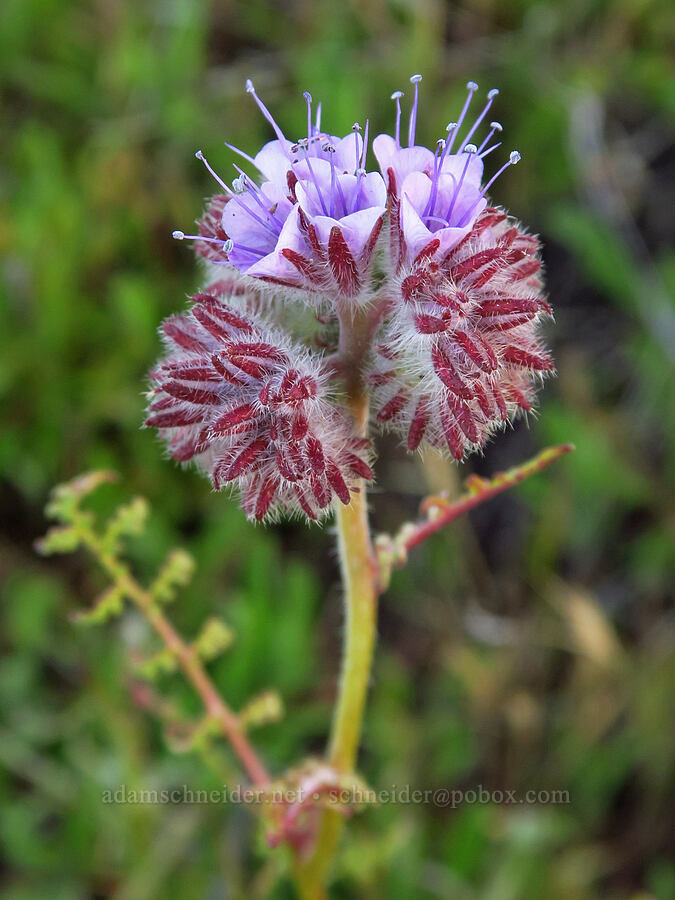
left=41, top=75, right=571, bottom=898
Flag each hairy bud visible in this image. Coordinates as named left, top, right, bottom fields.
left=368, top=207, right=554, bottom=459
left=146, top=287, right=372, bottom=521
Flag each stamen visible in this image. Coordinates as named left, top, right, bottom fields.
left=300, top=148, right=329, bottom=216
left=315, top=101, right=322, bottom=134
left=446, top=81, right=478, bottom=153
left=391, top=90, right=404, bottom=148
left=423, top=138, right=446, bottom=220
left=195, top=150, right=230, bottom=193
left=438, top=123, right=457, bottom=169
left=224, top=142, right=258, bottom=169
left=172, top=231, right=233, bottom=253
left=231, top=165, right=259, bottom=192
left=457, top=149, right=521, bottom=227
left=360, top=119, right=370, bottom=169
left=408, top=74, right=423, bottom=148
left=326, top=145, right=348, bottom=216
left=352, top=123, right=362, bottom=174
left=224, top=241, right=265, bottom=260
left=232, top=165, right=285, bottom=226
left=477, top=120, right=503, bottom=154
left=479, top=150, right=521, bottom=197
left=303, top=91, right=312, bottom=142
left=352, top=167, right=367, bottom=214
left=479, top=141, right=502, bottom=160
left=459, top=88, right=499, bottom=152
left=445, top=144, right=477, bottom=222
left=197, top=151, right=279, bottom=236
left=325, top=144, right=346, bottom=217
left=245, top=79, right=290, bottom=153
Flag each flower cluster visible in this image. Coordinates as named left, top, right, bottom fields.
left=146, top=283, right=371, bottom=520
left=152, top=74, right=554, bottom=520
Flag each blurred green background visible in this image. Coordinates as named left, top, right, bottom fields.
left=1, top=0, right=674, bottom=897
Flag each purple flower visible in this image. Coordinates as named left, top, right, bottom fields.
left=398, top=161, right=487, bottom=263
left=247, top=156, right=386, bottom=295
left=176, top=82, right=387, bottom=300
left=373, top=75, right=521, bottom=265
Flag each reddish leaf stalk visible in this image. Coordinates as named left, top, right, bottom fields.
left=398, top=443, right=574, bottom=561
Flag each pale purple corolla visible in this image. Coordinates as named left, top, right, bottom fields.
left=174, top=81, right=387, bottom=298
left=373, top=75, right=521, bottom=264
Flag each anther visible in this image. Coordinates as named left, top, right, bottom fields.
left=410, top=74, right=423, bottom=84
left=437, top=123, right=457, bottom=168
left=477, top=121, right=503, bottom=155
left=172, top=230, right=185, bottom=240
left=391, top=90, right=404, bottom=100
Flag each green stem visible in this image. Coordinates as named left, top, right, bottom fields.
left=329, top=473, right=378, bottom=772
left=294, top=342, right=379, bottom=895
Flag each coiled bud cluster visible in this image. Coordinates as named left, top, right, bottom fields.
left=147, top=285, right=371, bottom=520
